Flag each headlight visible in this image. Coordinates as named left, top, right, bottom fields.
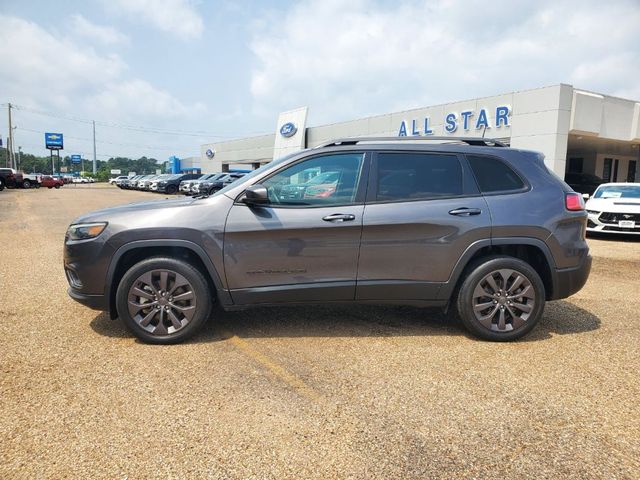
left=67, top=222, right=107, bottom=241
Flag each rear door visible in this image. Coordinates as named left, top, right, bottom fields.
left=356, top=150, right=491, bottom=300
left=224, top=152, right=369, bottom=304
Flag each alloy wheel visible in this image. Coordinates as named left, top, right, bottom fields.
left=472, top=269, right=535, bottom=332
left=127, top=269, right=197, bottom=335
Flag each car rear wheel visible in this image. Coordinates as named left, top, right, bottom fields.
left=456, top=255, right=545, bottom=341
left=116, top=257, right=212, bottom=344
left=166, top=185, right=178, bottom=194
left=23, top=180, right=31, bottom=189
left=55, top=185, right=60, bottom=189
left=0, top=179, right=4, bottom=191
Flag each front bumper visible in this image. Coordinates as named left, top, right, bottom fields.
left=550, top=254, right=592, bottom=300
left=68, top=288, right=108, bottom=311
left=587, top=211, right=640, bottom=235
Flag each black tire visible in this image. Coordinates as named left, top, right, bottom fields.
left=55, top=185, right=60, bottom=189
left=455, top=255, right=545, bottom=341
left=116, top=257, right=212, bottom=344
left=23, top=179, right=31, bottom=189
left=48, top=187, right=53, bottom=189
left=0, top=179, right=4, bottom=191
left=166, top=184, right=178, bottom=195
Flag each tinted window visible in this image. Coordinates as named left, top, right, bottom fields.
left=262, top=153, right=364, bottom=206
left=376, top=153, right=462, bottom=201
left=467, top=155, right=525, bottom=193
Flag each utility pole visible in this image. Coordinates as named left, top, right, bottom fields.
left=92, top=120, right=97, bottom=174
left=7, top=103, right=14, bottom=168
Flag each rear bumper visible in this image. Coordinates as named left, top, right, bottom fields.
left=550, top=254, right=592, bottom=300
left=68, top=288, right=108, bottom=311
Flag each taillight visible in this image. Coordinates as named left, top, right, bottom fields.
left=565, top=192, right=585, bottom=211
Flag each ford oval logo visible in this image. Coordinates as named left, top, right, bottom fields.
left=280, top=122, right=297, bottom=138
left=205, top=148, right=215, bottom=158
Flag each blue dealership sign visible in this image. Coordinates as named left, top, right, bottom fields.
left=45, top=132, right=64, bottom=150
left=71, top=154, right=82, bottom=164
left=279, top=122, right=297, bottom=138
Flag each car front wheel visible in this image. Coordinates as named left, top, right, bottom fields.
left=23, top=180, right=31, bottom=189
left=456, top=256, right=545, bottom=341
left=116, top=257, right=212, bottom=344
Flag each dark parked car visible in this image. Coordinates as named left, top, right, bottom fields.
left=0, top=168, right=24, bottom=190
left=64, top=136, right=591, bottom=344
left=564, top=173, right=603, bottom=196
left=198, top=172, right=246, bottom=195
left=153, top=173, right=201, bottom=194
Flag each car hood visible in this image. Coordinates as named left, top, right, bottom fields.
left=586, top=197, right=640, bottom=213
left=71, top=197, right=198, bottom=224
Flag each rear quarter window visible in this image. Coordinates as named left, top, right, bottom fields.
left=466, top=155, right=525, bottom=193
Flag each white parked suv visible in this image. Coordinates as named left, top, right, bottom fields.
left=585, top=183, right=640, bottom=235
left=110, top=176, right=128, bottom=185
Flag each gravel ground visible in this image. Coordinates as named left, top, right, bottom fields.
left=1, top=185, right=639, bottom=479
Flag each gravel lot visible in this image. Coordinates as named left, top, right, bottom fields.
left=1, top=185, right=639, bottom=479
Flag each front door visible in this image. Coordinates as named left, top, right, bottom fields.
left=224, top=152, right=368, bottom=304
left=356, top=151, right=491, bottom=300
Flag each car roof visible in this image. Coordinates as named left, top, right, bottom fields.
left=596, top=182, right=640, bottom=187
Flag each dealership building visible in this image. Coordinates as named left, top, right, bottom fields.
left=200, top=84, right=640, bottom=182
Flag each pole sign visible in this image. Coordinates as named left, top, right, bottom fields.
left=45, top=133, right=64, bottom=150
left=71, top=154, right=82, bottom=164
left=110, top=169, right=122, bottom=175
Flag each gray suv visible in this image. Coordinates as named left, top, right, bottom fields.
left=64, top=137, right=591, bottom=344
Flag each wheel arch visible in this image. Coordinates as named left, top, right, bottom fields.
left=439, top=237, right=557, bottom=303
left=106, top=240, right=231, bottom=319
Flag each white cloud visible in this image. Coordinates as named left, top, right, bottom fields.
left=0, top=14, right=205, bottom=158
left=250, top=0, right=640, bottom=123
left=105, top=0, right=203, bottom=40
left=71, top=14, right=129, bottom=45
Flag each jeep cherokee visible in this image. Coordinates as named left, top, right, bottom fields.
left=64, top=137, right=591, bottom=344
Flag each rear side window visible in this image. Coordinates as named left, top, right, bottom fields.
left=376, top=153, right=462, bottom=202
left=467, top=155, right=525, bottom=193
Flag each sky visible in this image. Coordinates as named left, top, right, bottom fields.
left=1, top=0, right=639, bottom=162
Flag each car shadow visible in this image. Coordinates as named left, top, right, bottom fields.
left=90, top=300, right=600, bottom=344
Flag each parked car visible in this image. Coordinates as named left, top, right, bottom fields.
left=122, top=175, right=143, bottom=189
left=197, top=172, right=247, bottom=195
left=179, top=174, right=213, bottom=195
left=0, top=168, right=24, bottom=190
left=564, top=173, right=604, bottom=196
left=189, top=173, right=228, bottom=195
left=137, top=175, right=159, bottom=191
left=585, top=183, right=640, bottom=235
left=22, top=173, right=43, bottom=189
left=148, top=174, right=172, bottom=192
left=41, top=175, right=64, bottom=189
left=64, top=136, right=591, bottom=344
left=129, top=175, right=152, bottom=190
left=152, top=173, right=201, bottom=194
left=110, top=176, right=128, bottom=185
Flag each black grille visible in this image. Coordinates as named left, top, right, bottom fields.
left=598, top=212, right=640, bottom=224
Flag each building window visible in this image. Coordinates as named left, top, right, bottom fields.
left=603, top=158, right=612, bottom=182
left=568, top=157, right=584, bottom=174
left=628, top=161, right=637, bottom=183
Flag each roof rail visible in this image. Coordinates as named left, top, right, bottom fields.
left=316, top=136, right=507, bottom=148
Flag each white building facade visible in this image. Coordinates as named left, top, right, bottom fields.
left=201, top=84, right=640, bottom=182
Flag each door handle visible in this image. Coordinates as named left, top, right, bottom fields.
left=449, top=207, right=482, bottom=216
left=322, top=213, right=356, bottom=222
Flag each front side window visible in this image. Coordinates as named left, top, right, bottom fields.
left=261, top=153, right=364, bottom=206
left=376, top=152, right=463, bottom=202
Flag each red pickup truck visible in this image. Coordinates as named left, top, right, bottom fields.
left=40, top=175, right=64, bottom=189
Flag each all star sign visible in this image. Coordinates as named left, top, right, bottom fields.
left=398, top=105, right=511, bottom=136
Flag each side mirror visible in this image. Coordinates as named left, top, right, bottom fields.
left=582, top=193, right=590, bottom=200
left=242, top=184, right=269, bottom=205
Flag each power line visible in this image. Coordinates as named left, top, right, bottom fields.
left=10, top=103, right=267, bottom=138
left=15, top=126, right=183, bottom=152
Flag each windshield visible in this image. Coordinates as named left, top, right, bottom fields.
left=211, top=153, right=300, bottom=198
left=594, top=185, right=640, bottom=199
